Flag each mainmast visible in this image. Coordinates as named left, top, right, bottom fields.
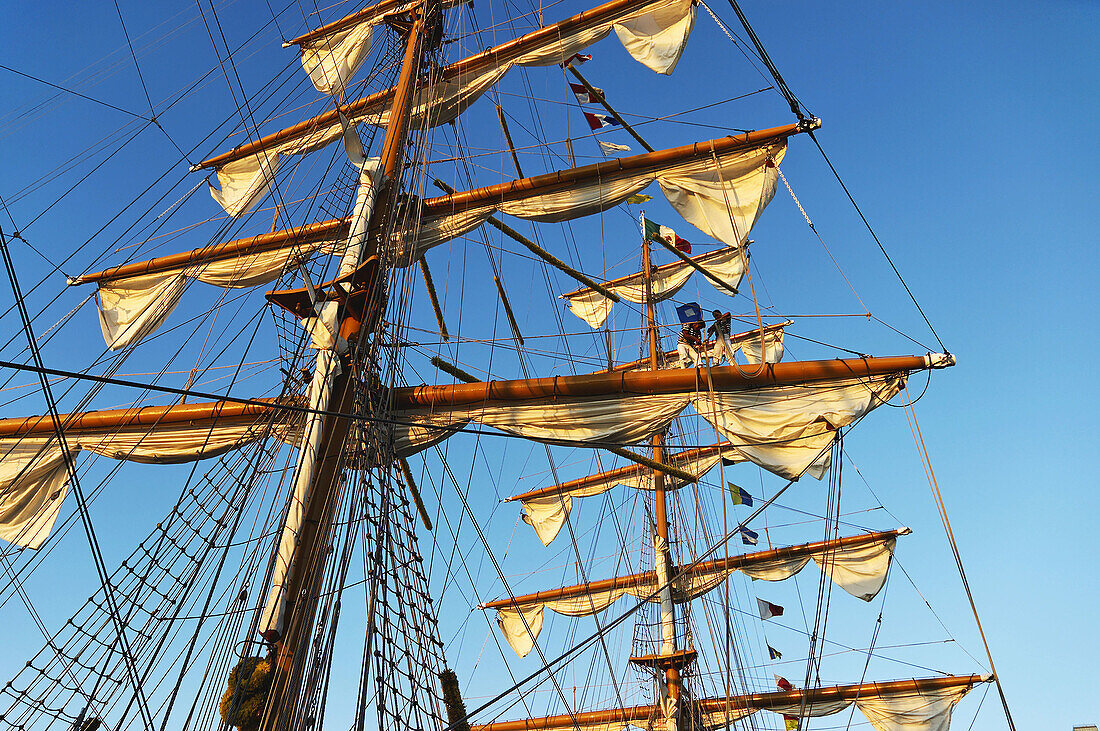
left=258, top=3, right=440, bottom=730
left=639, top=211, right=685, bottom=731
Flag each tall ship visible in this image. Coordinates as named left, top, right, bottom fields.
left=0, top=2, right=1015, bottom=731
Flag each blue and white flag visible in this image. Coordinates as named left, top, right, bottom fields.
left=739, top=527, right=759, bottom=545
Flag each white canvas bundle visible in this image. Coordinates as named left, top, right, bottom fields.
left=519, top=446, right=740, bottom=545
left=258, top=0, right=697, bottom=173
left=0, top=418, right=293, bottom=550
left=737, top=326, right=785, bottom=364
left=95, top=238, right=340, bottom=350
left=751, top=682, right=976, bottom=731
left=658, top=141, right=784, bottom=246
left=300, top=20, right=377, bottom=96
left=401, top=392, right=691, bottom=447
left=492, top=532, right=902, bottom=656
left=692, top=373, right=906, bottom=480
left=209, top=151, right=280, bottom=218
left=565, top=246, right=747, bottom=328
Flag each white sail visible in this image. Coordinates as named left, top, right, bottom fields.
left=0, top=415, right=296, bottom=550
left=515, top=444, right=744, bottom=545
left=692, top=372, right=907, bottom=480
left=564, top=246, right=748, bottom=328
left=489, top=530, right=906, bottom=656
left=202, top=0, right=700, bottom=215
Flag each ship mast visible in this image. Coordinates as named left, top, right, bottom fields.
left=259, top=4, right=438, bottom=730
left=639, top=211, right=684, bottom=731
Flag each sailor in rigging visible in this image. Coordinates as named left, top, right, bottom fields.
left=677, top=320, right=706, bottom=368
left=708, top=309, right=736, bottom=365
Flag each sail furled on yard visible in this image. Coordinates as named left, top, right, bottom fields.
left=513, top=443, right=745, bottom=545
left=468, top=676, right=989, bottom=731
left=0, top=401, right=298, bottom=549
left=484, top=530, right=906, bottom=657
left=390, top=132, right=787, bottom=265
left=93, top=131, right=789, bottom=348
left=391, top=355, right=948, bottom=482
left=201, top=0, right=701, bottom=214
left=294, top=0, right=695, bottom=96
left=692, top=372, right=908, bottom=480
left=564, top=246, right=748, bottom=328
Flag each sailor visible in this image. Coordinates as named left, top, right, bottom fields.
left=677, top=320, right=705, bottom=368
left=708, top=309, right=736, bottom=365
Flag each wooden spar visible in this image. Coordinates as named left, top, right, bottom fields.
left=559, top=245, right=748, bottom=298
left=197, top=0, right=680, bottom=170
left=603, top=446, right=697, bottom=484
left=594, top=321, right=792, bottom=374
left=650, top=231, right=741, bottom=297
left=391, top=354, right=950, bottom=410
left=284, top=0, right=465, bottom=47
left=418, top=257, right=449, bottom=340
left=0, top=398, right=286, bottom=437
left=468, top=675, right=988, bottom=731
left=565, top=64, right=653, bottom=153
left=418, top=125, right=800, bottom=216
left=430, top=356, right=480, bottom=384
left=493, top=276, right=524, bottom=345
left=505, top=443, right=736, bottom=502
left=496, top=105, right=524, bottom=177
left=479, top=529, right=908, bottom=610
left=398, top=457, right=433, bottom=530
left=71, top=219, right=350, bottom=284
left=431, top=179, right=621, bottom=302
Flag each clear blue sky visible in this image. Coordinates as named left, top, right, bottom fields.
left=0, top=2, right=1096, bottom=730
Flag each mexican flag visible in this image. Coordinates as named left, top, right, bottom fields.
left=643, top=216, right=691, bottom=253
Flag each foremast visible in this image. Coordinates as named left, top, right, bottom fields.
left=257, top=4, right=441, bottom=730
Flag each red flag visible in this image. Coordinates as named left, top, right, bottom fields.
left=774, top=674, right=794, bottom=692
left=757, top=597, right=784, bottom=620
left=583, top=112, right=620, bottom=131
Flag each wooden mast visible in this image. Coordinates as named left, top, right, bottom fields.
left=638, top=210, right=684, bottom=727
left=258, top=4, right=434, bottom=730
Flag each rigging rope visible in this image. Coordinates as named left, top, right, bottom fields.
left=902, top=388, right=1016, bottom=730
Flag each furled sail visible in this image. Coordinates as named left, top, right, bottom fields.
left=564, top=246, right=748, bottom=328
left=105, top=130, right=791, bottom=347
left=483, top=529, right=907, bottom=657
left=287, top=0, right=467, bottom=96
left=391, top=356, right=947, bottom=484
left=691, top=372, right=910, bottom=480
left=198, top=0, right=703, bottom=214
left=389, top=130, right=789, bottom=265
left=511, top=443, right=745, bottom=545
left=73, top=220, right=350, bottom=350
left=0, top=400, right=297, bottom=549
left=600, top=323, right=789, bottom=372
left=469, top=675, right=990, bottom=731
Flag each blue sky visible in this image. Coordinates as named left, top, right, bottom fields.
left=0, top=1, right=1096, bottom=730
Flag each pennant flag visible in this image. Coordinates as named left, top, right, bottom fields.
left=675, top=302, right=702, bottom=324
left=600, top=141, right=632, bottom=154
left=561, top=53, right=592, bottom=67
left=757, top=598, right=784, bottom=620
left=783, top=715, right=799, bottom=730
left=728, top=482, right=754, bottom=507
left=768, top=644, right=782, bottom=660
left=643, top=216, right=691, bottom=253
left=625, top=193, right=651, bottom=204
left=739, top=527, right=759, bottom=545
left=569, top=82, right=604, bottom=104
left=584, top=112, right=620, bottom=130
left=775, top=675, right=795, bottom=692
